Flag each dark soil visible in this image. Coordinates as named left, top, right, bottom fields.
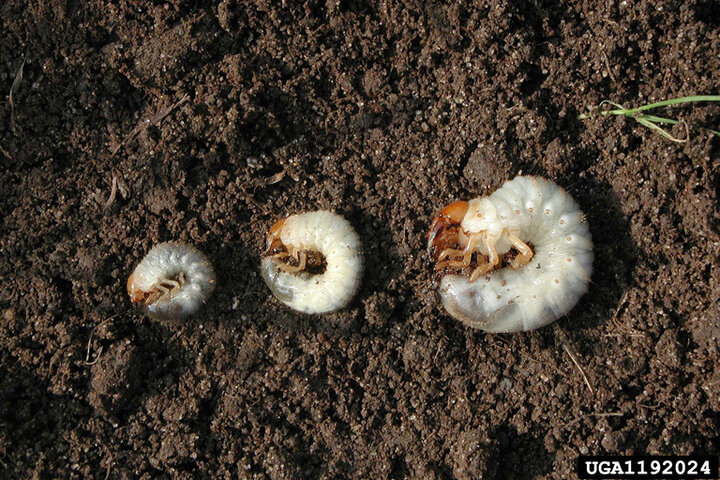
left=2, top=1, right=719, bottom=478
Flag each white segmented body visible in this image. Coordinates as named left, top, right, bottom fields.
left=127, top=242, right=216, bottom=320
left=261, top=211, right=363, bottom=314
left=440, top=176, right=593, bottom=332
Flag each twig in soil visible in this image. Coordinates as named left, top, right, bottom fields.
left=590, top=411, right=623, bottom=417
left=167, top=325, right=186, bottom=343
left=491, top=336, right=569, bottom=380
left=562, top=342, right=594, bottom=395
left=518, top=349, right=569, bottom=379
left=579, top=95, right=720, bottom=142
left=240, top=183, right=267, bottom=214
left=261, top=170, right=286, bottom=186
left=9, top=58, right=26, bottom=134
left=553, top=324, right=594, bottom=394
left=0, top=143, right=13, bottom=161
left=85, top=312, right=125, bottom=365
left=243, top=171, right=288, bottom=214
left=111, top=94, right=189, bottom=156
left=0, top=448, right=19, bottom=471
left=600, top=50, right=616, bottom=82
left=605, top=291, right=645, bottom=338
left=104, top=176, right=118, bottom=209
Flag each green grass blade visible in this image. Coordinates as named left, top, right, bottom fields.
left=636, top=117, right=687, bottom=142
left=580, top=95, right=720, bottom=140
left=637, top=114, right=680, bottom=124
left=598, top=100, right=626, bottom=110
left=633, top=95, right=720, bottom=112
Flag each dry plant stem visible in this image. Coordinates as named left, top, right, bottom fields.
left=563, top=343, right=594, bottom=394
left=0, top=143, right=13, bottom=161
left=605, top=291, right=645, bottom=338
left=552, top=324, right=595, bottom=395
left=239, top=183, right=267, bottom=213
left=85, top=312, right=125, bottom=365
left=9, top=58, right=25, bottom=134
left=561, top=341, right=594, bottom=395
left=112, top=94, right=189, bottom=156
left=600, top=50, right=616, bottom=82
left=104, top=177, right=118, bottom=209
left=493, top=337, right=570, bottom=380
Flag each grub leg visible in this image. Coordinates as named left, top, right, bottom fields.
left=158, top=278, right=181, bottom=290
left=271, top=251, right=291, bottom=261
left=277, top=251, right=307, bottom=273
left=437, top=233, right=481, bottom=269
left=469, top=235, right=499, bottom=282
left=145, top=282, right=171, bottom=305
left=507, top=232, right=533, bottom=268
left=153, top=283, right=171, bottom=295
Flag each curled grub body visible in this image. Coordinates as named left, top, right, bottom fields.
left=127, top=242, right=216, bottom=320
left=429, top=176, right=593, bottom=332
left=261, top=211, right=362, bottom=314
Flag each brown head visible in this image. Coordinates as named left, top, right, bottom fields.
left=127, top=273, right=147, bottom=304
left=427, top=200, right=469, bottom=258
left=265, top=218, right=286, bottom=253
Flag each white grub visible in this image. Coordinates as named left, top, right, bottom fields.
left=261, top=211, right=362, bottom=314
left=127, top=242, right=216, bottom=320
left=428, top=176, right=593, bottom=332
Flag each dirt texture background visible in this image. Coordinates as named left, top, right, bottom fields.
left=1, top=0, right=719, bottom=479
